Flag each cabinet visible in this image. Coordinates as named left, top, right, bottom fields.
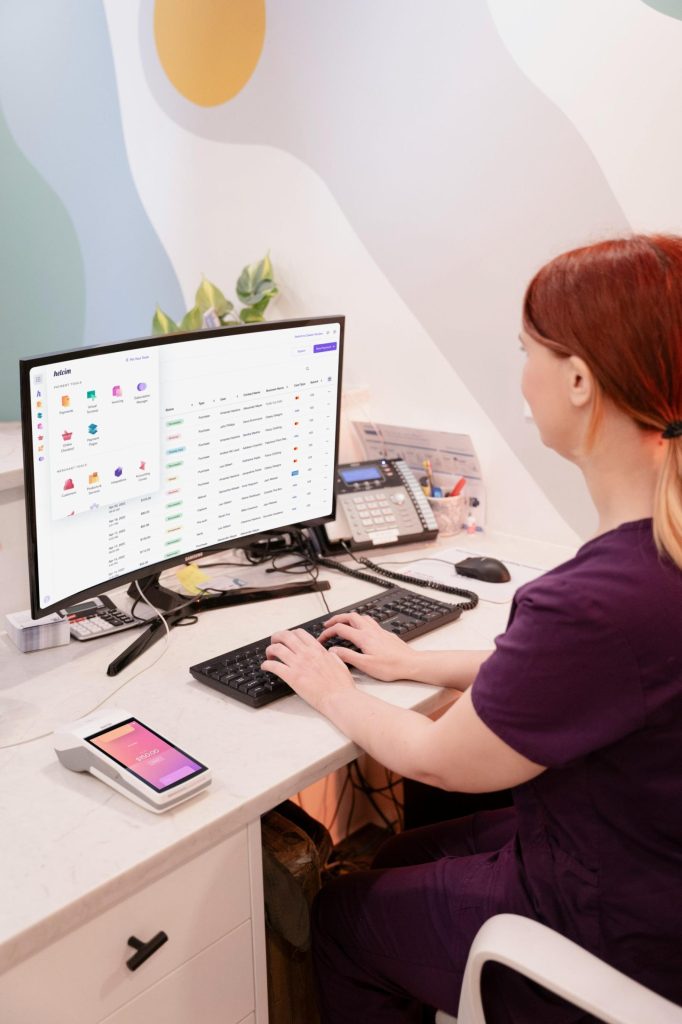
left=0, top=824, right=267, bottom=1024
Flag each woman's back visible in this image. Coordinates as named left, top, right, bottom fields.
left=472, top=518, right=682, bottom=1000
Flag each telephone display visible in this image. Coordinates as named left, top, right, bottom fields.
left=318, top=458, right=438, bottom=551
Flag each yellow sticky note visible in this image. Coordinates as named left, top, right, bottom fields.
left=176, top=563, right=209, bottom=595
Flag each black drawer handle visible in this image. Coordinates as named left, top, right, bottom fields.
left=126, top=931, right=168, bottom=971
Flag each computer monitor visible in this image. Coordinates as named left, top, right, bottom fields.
left=20, top=316, right=344, bottom=618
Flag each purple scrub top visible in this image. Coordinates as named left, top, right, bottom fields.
left=472, top=519, right=682, bottom=1003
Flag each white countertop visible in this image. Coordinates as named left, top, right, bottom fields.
left=0, top=533, right=573, bottom=973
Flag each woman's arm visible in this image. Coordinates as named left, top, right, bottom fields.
left=262, top=627, right=545, bottom=793
left=318, top=611, right=492, bottom=690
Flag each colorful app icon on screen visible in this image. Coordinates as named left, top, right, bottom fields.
left=62, top=430, right=72, bottom=442
left=112, top=385, right=122, bottom=398
left=136, top=382, right=147, bottom=392
left=61, top=395, right=70, bottom=408
left=139, top=460, right=146, bottom=471
left=63, top=478, right=74, bottom=491
left=88, top=423, right=98, bottom=435
left=88, top=472, right=100, bottom=485
left=114, top=466, right=123, bottom=478
left=87, top=389, right=96, bottom=400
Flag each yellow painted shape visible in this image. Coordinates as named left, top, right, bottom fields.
left=154, top=0, right=266, bottom=107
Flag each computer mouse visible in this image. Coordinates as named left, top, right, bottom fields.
left=455, top=556, right=511, bottom=584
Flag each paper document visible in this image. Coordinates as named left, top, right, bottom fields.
left=353, top=421, right=486, bottom=525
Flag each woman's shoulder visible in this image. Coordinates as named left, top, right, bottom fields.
left=514, top=518, right=681, bottom=640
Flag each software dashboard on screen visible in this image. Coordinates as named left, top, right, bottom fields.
left=21, top=318, right=343, bottom=615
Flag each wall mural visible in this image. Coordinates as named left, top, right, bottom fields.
left=1, top=0, right=679, bottom=538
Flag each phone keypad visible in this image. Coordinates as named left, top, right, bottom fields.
left=339, top=485, right=425, bottom=543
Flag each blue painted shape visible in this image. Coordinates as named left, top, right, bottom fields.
left=640, top=0, right=682, bottom=19
left=0, top=107, right=85, bottom=420
left=0, top=0, right=182, bottom=356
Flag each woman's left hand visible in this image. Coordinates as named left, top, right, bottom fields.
left=261, top=629, right=356, bottom=713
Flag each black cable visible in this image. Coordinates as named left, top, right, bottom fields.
left=356, top=556, right=479, bottom=611
left=326, top=768, right=352, bottom=835
left=345, top=765, right=357, bottom=837
left=349, top=761, right=398, bottom=834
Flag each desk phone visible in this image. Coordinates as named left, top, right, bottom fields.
left=318, top=459, right=438, bottom=552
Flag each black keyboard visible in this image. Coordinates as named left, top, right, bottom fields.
left=189, top=586, right=463, bottom=708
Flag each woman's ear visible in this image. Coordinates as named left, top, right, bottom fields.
left=566, top=355, right=594, bottom=409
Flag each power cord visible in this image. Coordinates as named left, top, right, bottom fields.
left=0, top=581, right=177, bottom=751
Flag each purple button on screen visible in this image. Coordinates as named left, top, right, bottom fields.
left=313, top=342, right=338, bottom=353
left=159, top=764, right=196, bottom=788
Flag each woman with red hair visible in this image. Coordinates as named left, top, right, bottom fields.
left=263, top=235, right=682, bottom=1022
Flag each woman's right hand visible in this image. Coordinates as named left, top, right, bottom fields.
left=317, top=612, right=416, bottom=681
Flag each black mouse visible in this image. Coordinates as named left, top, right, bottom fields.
left=455, top=556, right=511, bottom=584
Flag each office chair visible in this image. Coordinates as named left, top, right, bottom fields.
left=435, top=914, right=682, bottom=1024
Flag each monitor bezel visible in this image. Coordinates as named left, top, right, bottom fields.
left=20, top=315, right=345, bottom=618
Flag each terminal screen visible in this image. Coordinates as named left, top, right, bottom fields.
left=86, top=718, right=207, bottom=792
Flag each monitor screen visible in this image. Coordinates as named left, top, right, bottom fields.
left=20, top=316, right=344, bottom=616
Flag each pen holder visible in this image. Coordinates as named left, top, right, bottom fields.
left=427, top=493, right=466, bottom=536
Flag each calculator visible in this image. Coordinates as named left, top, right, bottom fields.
left=60, top=595, right=141, bottom=641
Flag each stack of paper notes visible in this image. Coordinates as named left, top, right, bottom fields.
left=4, top=609, right=70, bottom=653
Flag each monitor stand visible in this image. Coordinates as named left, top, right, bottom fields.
left=126, top=573, right=188, bottom=612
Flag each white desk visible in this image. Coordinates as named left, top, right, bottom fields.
left=0, top=532, right=573, bottom=1023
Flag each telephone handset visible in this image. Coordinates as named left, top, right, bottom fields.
left=315, top=458, right=438, bottom=553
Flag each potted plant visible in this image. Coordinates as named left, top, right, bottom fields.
left=152, top=253, right=278, bottom=335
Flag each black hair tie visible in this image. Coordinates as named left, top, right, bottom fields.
left=662, top=421, right=682, bottom=439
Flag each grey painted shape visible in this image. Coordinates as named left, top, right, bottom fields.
left=140, top=0, right=633, bottom=538
left=0, top=0, right=183, bottom=358
left=0, top=107, right=85, bottom=421
left=640, top=0, right=682, bottom=20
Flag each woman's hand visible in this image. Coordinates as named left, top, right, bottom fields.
left=262, top=628, right=357, bottom=713
left=316, top=612, right=415, bottom=681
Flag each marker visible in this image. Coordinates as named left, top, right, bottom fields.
left=422, top=458, right=434, bottom=496
left=448, top=477, right=466, bottom=497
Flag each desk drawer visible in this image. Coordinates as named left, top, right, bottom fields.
left=101, top=922, right=254, bottom=1024
left=0, top=829, right=252, bottom=1024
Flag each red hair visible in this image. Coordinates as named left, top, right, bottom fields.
left=522, top=234, right=682, bottom=566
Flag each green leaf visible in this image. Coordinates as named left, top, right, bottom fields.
left=240, top=305, right=266, bottom=323
left=236, top=254, right=278, bottom=306
left=195, top=277, right=233, bottom=317
left=179, top=305, right=203, bottom=332
left=239, top=295, right=272, bottom=323
left=152, top=306, right=178, bottom=335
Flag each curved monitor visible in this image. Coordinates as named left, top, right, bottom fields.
left=20, top=316, right=344, bottom=617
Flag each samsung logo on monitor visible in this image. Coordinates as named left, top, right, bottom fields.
left=185, top=551, right=205, bottom=562
left=53, top=368, right=72, bottom=377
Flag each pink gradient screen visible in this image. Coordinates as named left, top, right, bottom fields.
left=87, top=719, right=205, bottom=791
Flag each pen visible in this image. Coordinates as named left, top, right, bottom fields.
left=422, top=458, right=434, bottom=496
left=449, top=477, right=466, bottom=497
